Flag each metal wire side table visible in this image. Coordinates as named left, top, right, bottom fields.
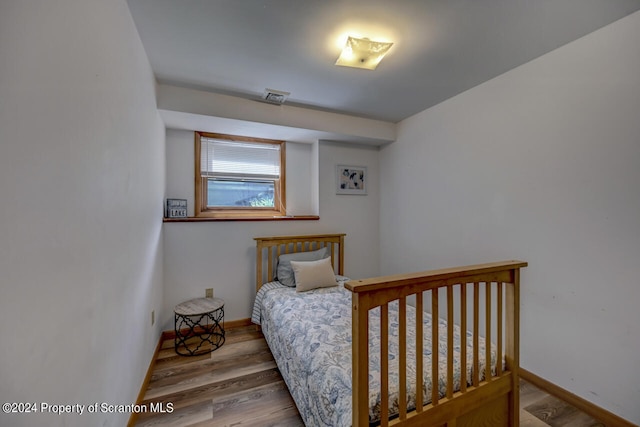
left=174, top=297, right=225, bottom=356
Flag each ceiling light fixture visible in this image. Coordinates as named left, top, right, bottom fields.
left=335, top=36, right=393, bottom=70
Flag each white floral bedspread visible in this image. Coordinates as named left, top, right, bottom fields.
left=252, top=279, right=497, bottom=427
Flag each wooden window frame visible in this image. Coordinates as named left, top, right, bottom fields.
left=194, top=131, right=286, bottom=219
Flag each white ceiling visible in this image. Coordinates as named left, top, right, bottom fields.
left=127, top=0, right=640, bottom=124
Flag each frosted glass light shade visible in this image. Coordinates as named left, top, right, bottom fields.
left=335, top=36, right=393, bottom=70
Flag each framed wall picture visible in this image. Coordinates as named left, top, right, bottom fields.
left=336, top=165, right=367, bottom=195
left=166, top=199, right=187, bottom=218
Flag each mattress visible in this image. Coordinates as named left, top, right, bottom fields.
left=251, top=279, right=497, bottom=427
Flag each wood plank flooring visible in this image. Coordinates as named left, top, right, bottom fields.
left=519, top=379, right=604, bottom=427
left=136, top=325, right=605, bottom=427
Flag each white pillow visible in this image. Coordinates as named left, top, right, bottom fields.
left=290, top=257, right=338, bottom=292
left=276, top=247, right=329, bottom=287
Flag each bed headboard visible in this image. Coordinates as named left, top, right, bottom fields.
left=254, top=234, right=345, bottom=292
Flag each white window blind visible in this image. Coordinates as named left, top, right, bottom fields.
left=200, top=138, right=281, bottom=180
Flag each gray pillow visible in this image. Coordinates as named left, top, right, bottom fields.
left=276, top=247, right=329, bottom=287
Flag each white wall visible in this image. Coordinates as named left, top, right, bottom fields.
left=163, top=137, right=380, bottom=328
left=380, top=12, right=640, bottom=423
left=158, top=84, right=396, bottom=145
left=0, top=1, right=164, bottom=426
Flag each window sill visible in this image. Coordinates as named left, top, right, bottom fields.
left=163, top=215, right=319, bottom=223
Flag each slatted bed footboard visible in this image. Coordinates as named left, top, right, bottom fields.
left=345, top=261, right=527, bottom=427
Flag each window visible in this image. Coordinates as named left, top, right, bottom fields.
left=195, top=132, right=286, bottom=218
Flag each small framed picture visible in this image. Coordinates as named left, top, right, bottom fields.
left=336, top=165, right=367, bottom=195
left=166, top=199, right=187, bottom=218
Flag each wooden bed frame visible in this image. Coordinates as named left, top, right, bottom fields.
left=255, top=233, right=345, bottom=292
left=255, top=234, right=527, bottom=427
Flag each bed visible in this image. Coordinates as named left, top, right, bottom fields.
left=253, top=234, right=527, bottom=427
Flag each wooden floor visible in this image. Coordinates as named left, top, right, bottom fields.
left=135, top=325, right=605, bottom=427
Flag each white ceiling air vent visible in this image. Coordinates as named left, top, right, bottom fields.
left=262, top=88, right=290, bottom=105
